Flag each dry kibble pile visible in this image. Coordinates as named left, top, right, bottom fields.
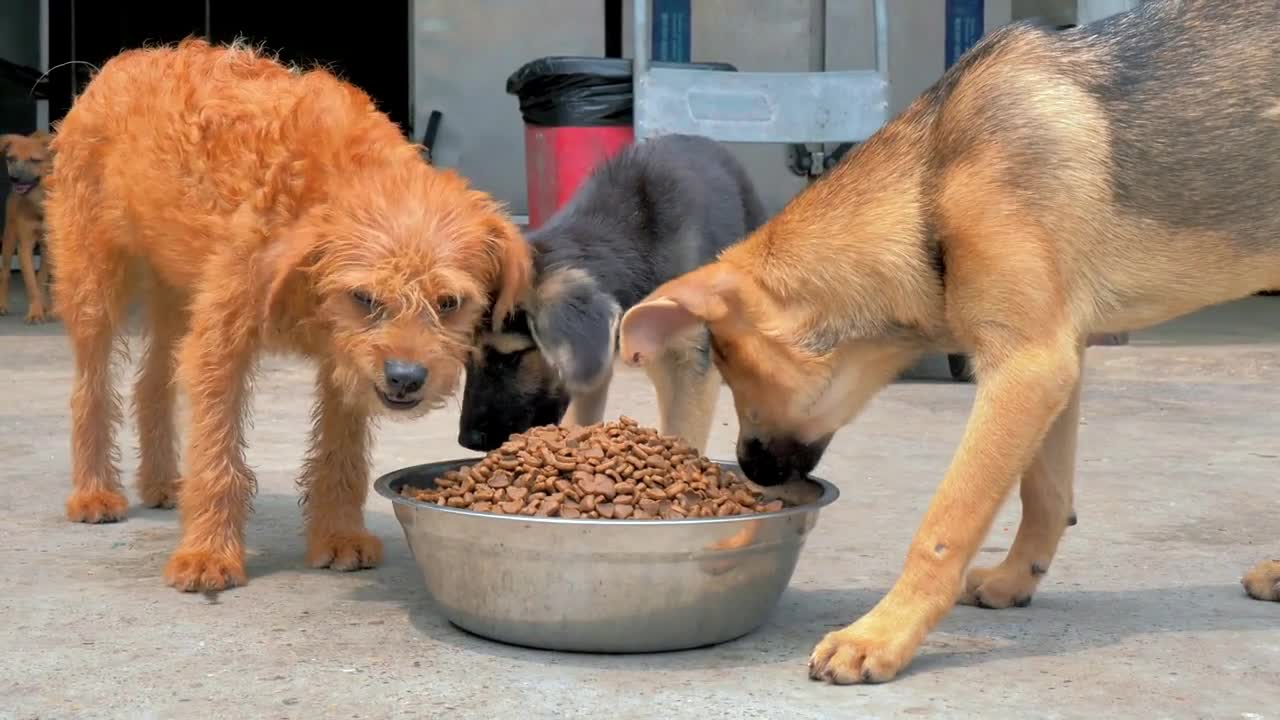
left=400, top=416, right=791, bottom=520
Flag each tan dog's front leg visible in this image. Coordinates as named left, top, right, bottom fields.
left=0, top=213, right=16, bottom=316
left=19, top=232, right=48, bottom=323
left=645, top=331, right=720, bottom=453
left=164, top=289, right=258, bottom=592
left=961, top=348, right=1083, bottom=608
left=300, top=365, right=382, bottom=571
left=809, top=342, right=1081, bottom=684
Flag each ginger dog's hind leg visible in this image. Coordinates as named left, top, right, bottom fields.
left=134, top=280, right=187, bottom=510
left=300, top=363, right=382, bottom=572
left=60, top=229, right=132, bottom=523
left=961, top=345, right=1084, bottom=609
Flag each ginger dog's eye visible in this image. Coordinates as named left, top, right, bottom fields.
left=351, top=290, right=380, bottom=316
left=436, top=295, right=461, bottom=314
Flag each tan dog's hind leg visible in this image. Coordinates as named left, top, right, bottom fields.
left=645, top=337, right=720, bottom=453
left=0, top=209, right=16, bottom=316
left=960, top=347, right=1083, bottom=608
left=1242, top=560, right=1280, bottom=601
left=300, top=365, right=382, bottom=571
left=164, top=275, right=258, bottom=592
left=809, top=335, right=1082, bottom=684
left=133, top=281, right=186, bottom=509
left=19, top=230, right=48, bottom=323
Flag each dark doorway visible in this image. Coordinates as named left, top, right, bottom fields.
left=45, top=1, right=411, bottom=136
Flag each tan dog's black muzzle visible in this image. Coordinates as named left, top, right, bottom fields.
left=736, top=433, right=833, bottom=486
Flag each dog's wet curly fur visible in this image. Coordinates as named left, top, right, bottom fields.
left=45, top=39, right=529, bottom=592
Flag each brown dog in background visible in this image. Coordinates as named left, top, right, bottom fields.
left=620, top=0, right=1280, bottom=685
left=1, top=130, right=55, bottom=323
left=46, top=39, right=528, bottom=593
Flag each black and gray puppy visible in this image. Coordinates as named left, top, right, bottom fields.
left=459, top=133, right=766, bottom=452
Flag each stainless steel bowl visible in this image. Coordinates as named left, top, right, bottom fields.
left=375, top=458, right=839, bottom=653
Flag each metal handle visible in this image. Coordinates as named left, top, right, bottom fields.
left=632, top=0, right=889, bottom=77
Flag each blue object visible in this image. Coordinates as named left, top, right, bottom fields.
left=651, top=0, right=692, bottom=63
left=945, top=0, right=985, bottom=68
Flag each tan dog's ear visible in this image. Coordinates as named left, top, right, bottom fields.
left=259, top=228, right=319, bottom=327
left=619, top=264, right=742, bottom=367
left=486, top=214, right=531, bottom=331
left=0, top=134, right=15, bottom=153
left=29, top=130, right=53, bottom=147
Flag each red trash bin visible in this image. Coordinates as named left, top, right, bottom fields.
left=506, top=57, right=736, bottom=229
left=521, top=124, right=634, bottom=229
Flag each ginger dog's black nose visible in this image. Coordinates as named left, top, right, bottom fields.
left=384, top=360, right=427, bottom=395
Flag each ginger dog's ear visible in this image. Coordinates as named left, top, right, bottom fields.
left=486, top=214, right=531, bottom=332
left=259, top=228, right=319, bottom=327
left=619, top=264, right=742, bottom=367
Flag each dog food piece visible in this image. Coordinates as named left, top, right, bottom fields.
left=399, top=417, right=803, bottom=519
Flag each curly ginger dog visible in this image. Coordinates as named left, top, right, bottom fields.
left=46, top=40, right=528, bottom=592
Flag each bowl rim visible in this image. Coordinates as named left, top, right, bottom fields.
left=374, top=456, right=840, bottom=527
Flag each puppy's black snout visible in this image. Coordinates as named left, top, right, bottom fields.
left=384, top=359, right=427, bottom=395
left=458, top=428, right=494, bottom=452
left=736, top=434, right=833, bottom=486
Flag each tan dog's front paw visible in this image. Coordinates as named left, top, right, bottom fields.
left=808, top=619, right=918, bottom=684
left=1242, top=559, right=1280, bottom=601
left=25, top=303, right=48, bottom=324
left=0, top=302, right=8, bottom=316
left=959, top=563, right=1038, bottom=609
left=164, top=547, right=248, bottom=592
left=306, top=530, right=383, bottom=571
left=65, top=489, right=129, bottom=523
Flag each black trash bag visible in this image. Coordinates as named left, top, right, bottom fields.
left=506, top=56, right=737, bottom=128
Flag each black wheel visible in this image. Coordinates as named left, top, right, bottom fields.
left=947, top=353, right=973, bottom=382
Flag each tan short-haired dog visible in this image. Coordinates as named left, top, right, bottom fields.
left=46, top=39, right=528, bottom=593
left=621, top=0, right=1279, bottom=685
left=1, top=130, right=55, bottom=323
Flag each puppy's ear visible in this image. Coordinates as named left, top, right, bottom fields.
left=0, top=134, right=16, bottom=153
left=259, top=228, right=319, bottom=327
left=532, top=282, right=620, bottom=392
left=485, top=213, right=531, bottom=332
left=29, top=130, right=53, bottom=147
left=619, top=263, right=744, bottom=367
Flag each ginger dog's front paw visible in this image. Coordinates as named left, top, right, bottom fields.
left=959, top=563, right=1039, bottom=609
left=305, top=530, right=383, bottom=572
left=65, top=489, right=129, bottom=523
left=808, top=617, right=918, bottom=685
left=164, top=547, right=248, bottom=592
left=1242, top=559, right=1280, bottom=601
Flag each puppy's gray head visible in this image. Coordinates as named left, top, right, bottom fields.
left=459, top=308, right=570, bottom=451
left=527, top=267, right=622, bottom=394
left=457, top=268, right=619, bottom=452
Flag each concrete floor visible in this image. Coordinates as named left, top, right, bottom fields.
left=1, top=289, right=1276, bottom=720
